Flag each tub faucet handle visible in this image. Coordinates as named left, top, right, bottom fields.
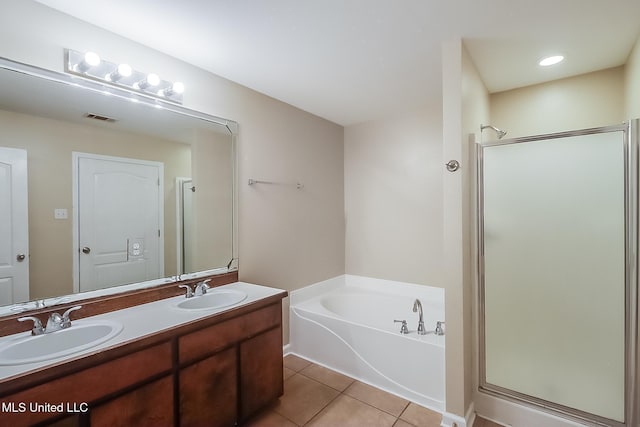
left=435, top=321, right=445, bottom=336
left=394, top=319, right=409, bottom=334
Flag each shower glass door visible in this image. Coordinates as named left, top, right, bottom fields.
left=478, top=122, right=637, bottom=425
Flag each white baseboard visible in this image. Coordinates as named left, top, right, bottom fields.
left=283, top=343, right=291, bottom=356
left=441, top=402, right=475, bottom=427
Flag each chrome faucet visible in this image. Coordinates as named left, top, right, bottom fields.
left=18, top=305, right=82, bottom=335
left=413, top=299, right=426, bottom=335
left=46, top=306, right=82, bottom=332
left=194, top=279, right=211, bottom=296
left=179, top=284, right=194, bottom=298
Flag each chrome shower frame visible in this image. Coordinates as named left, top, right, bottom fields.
left=476, top=121, right=639, bottom=427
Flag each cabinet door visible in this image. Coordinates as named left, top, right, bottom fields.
left=179, top=346, right=237, bottom=427
left=239, top=327, right=283, bottom=421
left=89, top=375, right=173, bottom=427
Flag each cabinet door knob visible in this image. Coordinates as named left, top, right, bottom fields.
left=82, top=247, right=91, bottom=254
left=16, top=254, right=26, bottom=262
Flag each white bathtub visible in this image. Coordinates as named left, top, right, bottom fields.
left=289, top=275, right=445, bottom=412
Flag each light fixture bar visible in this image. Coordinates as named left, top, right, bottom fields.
left=65, top=49, right=184, bottom=104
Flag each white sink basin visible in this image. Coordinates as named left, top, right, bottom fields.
left=175, top=289, right=247, bottom=311
left=0, top=321, right=123, bottom=366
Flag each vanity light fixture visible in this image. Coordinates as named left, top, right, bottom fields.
left=539, top=55, right=564, bottom=66
left=65, top=49, right=184, bottom=104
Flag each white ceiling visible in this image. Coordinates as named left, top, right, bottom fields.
left=35, top=0, right=640, bottom=126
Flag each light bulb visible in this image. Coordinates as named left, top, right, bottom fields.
left=105, top=63, right=133, bottom=82
left=146, top=73, right=160, bottom=86
left=84, top=52, right=101, bottom=67
left=172, top=82, right=185, bottom=94
left=117, top=64, right=132, bottom=77
left=74, top=51, right=101, bottom=72
left=135, top=73, right=161, bottom=90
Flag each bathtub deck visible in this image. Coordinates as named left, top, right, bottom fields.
left=243, top=354, right=501, bottom=427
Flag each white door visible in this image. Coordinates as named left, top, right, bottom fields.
left=75, top=153, right=163, bottom=292
left=0, top=147, right=29, bottom=305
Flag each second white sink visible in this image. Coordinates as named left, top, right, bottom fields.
left=175, top=289, right=247, bottom=311
left=0, top=321, right=123, bottom=366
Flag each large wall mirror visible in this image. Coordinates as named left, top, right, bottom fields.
left=0, top=57, right=238, bottom=316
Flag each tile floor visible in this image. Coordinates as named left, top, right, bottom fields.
left=243, top=354, right=502, bottom=427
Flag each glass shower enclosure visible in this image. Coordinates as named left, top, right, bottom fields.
left=477, top=121, right=639, bottom=426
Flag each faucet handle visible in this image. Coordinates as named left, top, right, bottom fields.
left=435, top=321, right=445, bottom=336
left=179, top=284, right=194, bottom=298
left=61, top=306, right=82, bottom=328
left=18, top=316, right=45, bottom=335
left=194, top=279, right=211, bottom=296
left=394, top=319, right=409, bottom=334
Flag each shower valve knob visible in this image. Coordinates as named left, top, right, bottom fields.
left=445, top=160, right=460, bottom=172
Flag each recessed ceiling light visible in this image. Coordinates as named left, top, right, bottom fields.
left=539, top=55, right=564, bottom=66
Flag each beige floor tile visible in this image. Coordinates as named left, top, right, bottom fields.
left=274, top=373, right=339, bottom=425
left=300, top=363, right=355, bottom=391
left=344, top=381, right=410, bottom=417
left=393, top=419, right=415, bottom=427
left=283, top=354, right=312, bottom=372
left=306, top=394, right=396, bottom=427
left=283, top=367, right=296, bottom=381
left=399, top=403, right=442, bottom=427
left=243, top=408, right=298, bottom=427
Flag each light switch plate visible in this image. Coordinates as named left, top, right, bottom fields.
left=54, top=208, right=68, bottom=219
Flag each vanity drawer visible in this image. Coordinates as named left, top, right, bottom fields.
left=2, top=341, right=172, bottom=426
left=179, top=303, right=281, bottom=364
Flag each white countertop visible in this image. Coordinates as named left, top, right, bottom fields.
left=0, top=282, right=286, bottom=381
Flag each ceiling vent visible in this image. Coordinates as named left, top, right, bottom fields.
left=83, top=113, right=117, bottom=123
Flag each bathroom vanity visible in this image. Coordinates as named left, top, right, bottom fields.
left=0, top=273, right=287, bottom=427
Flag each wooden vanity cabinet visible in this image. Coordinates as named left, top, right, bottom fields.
left=89, top=375, right=175, bottom=427
left=177, top=302, right=284, bottom=426
left=179, top=347, right=238, bottom=427
left=239, top=326, right=283, bottom=421
left=0, top=297, right=285, bottom=427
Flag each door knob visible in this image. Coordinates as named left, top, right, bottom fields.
left=16, top=254, right=26, bottom=262
left=82, top=247, right=91, bottom=254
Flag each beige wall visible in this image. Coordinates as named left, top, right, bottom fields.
left=0, top=108, right=191, bottom=299
left=441, top=39, right=465, bottom=419
left=491, top=67, right=625, bottom=138
left=2, top=0, right=345, bottom=342
left=461, top=45, right=490, bottom=414
left=625, top=36, right=640, bottom=119
left=344, top=107, right=444, bottom=285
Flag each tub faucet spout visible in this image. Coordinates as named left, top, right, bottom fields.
left=413, top=299, right=426, bottom=335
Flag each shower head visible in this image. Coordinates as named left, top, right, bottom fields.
left=481, top=124, right=507, bottom=139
